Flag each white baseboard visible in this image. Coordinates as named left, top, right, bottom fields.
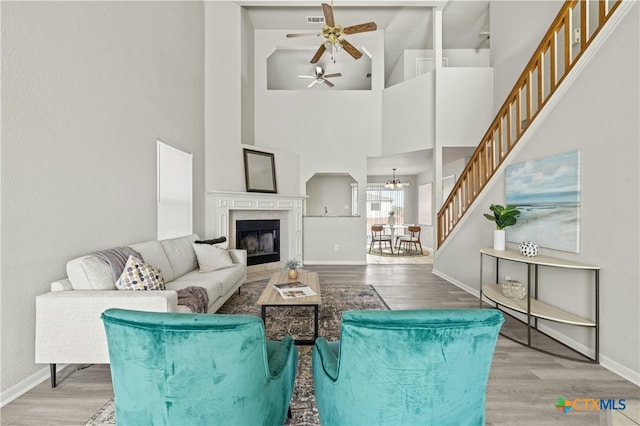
left=537, top=324, right=640, bottom=386
left=599, top=355, right=640, bottom=387
left=432, top=268, right=480, bottom=298
left=303, top=261, right=367, bottom=266
left=1, top=364, right=67, bottom=407
left=431, top=268, right=640, bottom=386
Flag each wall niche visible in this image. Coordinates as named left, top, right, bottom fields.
left=305, top=173, right=358, bottom=217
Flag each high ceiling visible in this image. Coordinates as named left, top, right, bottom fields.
left=244, top=0, right=490, bottom=88
left=240, top=1, right=489, bottom=176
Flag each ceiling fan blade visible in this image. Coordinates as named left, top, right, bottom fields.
left=321, top=3, right=335, bottom=28
left=310, top=44, right=326, bottom=64
left=323, top=79, right=335, bottom=88
left=298, top=75, right=315, bottom=79
left=286, top=33, right=320, bottom=38
left=323, top=72, right=341, bottom=78
left=308, top=80, right=318, bottom=88
left=343, top=22, right=377, bottom=35
left=340, top=38, right=363, bottom=60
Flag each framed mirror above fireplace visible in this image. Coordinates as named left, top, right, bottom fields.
left=243, top=149, right=277, bottom=193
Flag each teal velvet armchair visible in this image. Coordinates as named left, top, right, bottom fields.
left=101, top=308, right=298, bottom=426
left=312, top=309, right=504, bottom=426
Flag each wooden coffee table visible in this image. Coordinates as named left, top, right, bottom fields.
left=256, top=271, right=321, bottom=345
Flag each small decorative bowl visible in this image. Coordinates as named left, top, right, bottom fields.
left=501, top=279, right=526, bottom=300
left=519, top=241, right=539, bottom=257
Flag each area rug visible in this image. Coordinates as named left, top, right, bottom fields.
left=85, top=281, right=389, bottom=426
left=368, top=248, right=432, bottom=258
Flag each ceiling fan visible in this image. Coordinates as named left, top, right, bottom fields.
left=298, top=66, right=342, bottom=88
left=286, top=1, right=377, bottom=63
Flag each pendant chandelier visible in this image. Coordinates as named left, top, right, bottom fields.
left=385, top=168, right=403, bottom=189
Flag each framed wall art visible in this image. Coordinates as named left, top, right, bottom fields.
left=243, top=149, right=277, bottom=193
left=506, top=150, right=581, bottom=253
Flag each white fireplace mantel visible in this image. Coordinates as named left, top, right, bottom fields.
left=206, top=191, right=306, bottom=263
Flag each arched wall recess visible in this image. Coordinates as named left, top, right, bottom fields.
left=306, top=173, right=358, bottom=217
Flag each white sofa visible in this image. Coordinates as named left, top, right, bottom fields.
left=35, top=234, right=247, bottom=386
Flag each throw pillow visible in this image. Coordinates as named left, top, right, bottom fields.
left=115, top=255, right=165, bottom=291
left=192, top=243, right=234, bottom=272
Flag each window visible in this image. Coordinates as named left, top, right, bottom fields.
left=366, top=184, right=405, bottom=230
left=157, top=141, right=192, bottom=240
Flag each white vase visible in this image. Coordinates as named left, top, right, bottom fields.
left=493, top=229, right=506, bottom=250
left=388, top=215, right=396, bottom=227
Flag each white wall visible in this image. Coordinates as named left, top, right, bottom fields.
left=435, top=68, right=494, bottom=146
left=490, top=1, right=562, bottom=113
left=241, top=7, right=255, bottom=146
left=403, top=48, right=491, bottom=80
left=1, top=1, right=205, bottom=393
left=382, top=73, right=435, bottom=156
left=435, top=1, right=640, bottom=382
left=205, top=2, right=244, bottom=193
left=303, top=216, right=366, bottom=264
left=386, top=54, right=405, bottom=88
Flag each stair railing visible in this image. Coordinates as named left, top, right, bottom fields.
left=437, top=0, right=622, bottom=248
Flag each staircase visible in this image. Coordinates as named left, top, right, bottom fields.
left=436, top=0, right=625, bottom=248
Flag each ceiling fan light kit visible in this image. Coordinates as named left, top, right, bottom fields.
left=298, top=66, right=342, bottom=88
left=286, top=1, right=377, bottom=64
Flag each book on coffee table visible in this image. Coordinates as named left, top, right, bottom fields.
left=273, top=282, right=317, bottom=299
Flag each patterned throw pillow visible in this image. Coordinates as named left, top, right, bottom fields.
left=115, top=255, right=165, bottom=291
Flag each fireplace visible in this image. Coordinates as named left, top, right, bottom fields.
left=236, top=219, right=280, bottom=266
left=206, top=191, right=305, bottom=269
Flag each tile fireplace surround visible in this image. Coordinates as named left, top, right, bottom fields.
left=206, top=191, right=305, bottom=270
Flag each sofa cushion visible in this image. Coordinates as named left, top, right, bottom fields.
left=67, top=255, right=116, bottom=290
left=131, top=240, right=175, bottom=282
left=160, top=234, right=199, bottom=278
left=192, top=244, right=234, bottom=272
left=213, top=265, right=247, bottom=294
left=165, top=276, right=223, bottom=305
left=115, top=256, right=165, bottom=291
left=177, top=265, right=245, bottom=296
left=172, top=264, right=245, bottom=294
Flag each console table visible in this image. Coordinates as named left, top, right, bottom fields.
left=479, top=248, right=600, bottom=363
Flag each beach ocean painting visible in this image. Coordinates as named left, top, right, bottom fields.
left=505, top=150, right=580, bottom=253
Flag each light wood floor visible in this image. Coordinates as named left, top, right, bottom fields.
left=2, top=264, right=638, bottom=425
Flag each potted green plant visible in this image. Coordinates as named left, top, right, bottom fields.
left=483, top=204, right=520, bottom=250
left=284, top=259, right=301, bottom=279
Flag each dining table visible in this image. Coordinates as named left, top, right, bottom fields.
left=383, top=225, right=408, bottom=251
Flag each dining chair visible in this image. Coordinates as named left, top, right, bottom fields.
left=392, top=224, right=411, bottom=247
left=368, top=225, right=394, bottom=255
left=396, top=225, right=424, bottom=255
